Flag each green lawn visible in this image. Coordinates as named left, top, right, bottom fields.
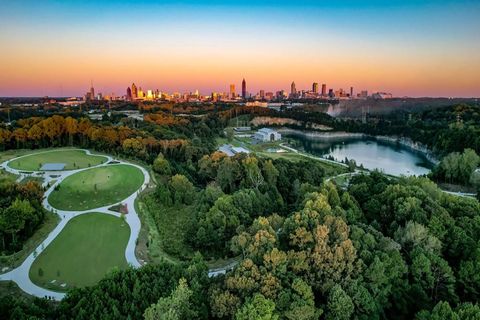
left=48, top=164, right=144, bottom=210
left=8, top=149, right=107, bottom=171
left=29, top=213, right=130, bottom=291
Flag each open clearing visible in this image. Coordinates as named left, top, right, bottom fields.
left=29, top=213, right=130, bottom=291
left=8, top=149, right=107, bottom=171
left=48, top=164, right=144, bottom=210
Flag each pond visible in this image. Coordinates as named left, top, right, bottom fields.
left=285, top=134, right=433, bottom=176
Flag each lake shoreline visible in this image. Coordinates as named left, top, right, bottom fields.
left=277, top=127, right=439, bottom=167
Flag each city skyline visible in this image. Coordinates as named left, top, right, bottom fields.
left=1, top=0, right=479, bottom=97
left=80, top=79, right=376, bottom=102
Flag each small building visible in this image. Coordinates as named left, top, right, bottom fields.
left=218, top=144, right=250, bottom=157
left=254, top=128, right=281, bottom=142
left=233, top=126, right=251, bottom=132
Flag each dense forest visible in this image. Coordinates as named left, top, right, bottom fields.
left=0, top=176, right=46, bottom=253
left=1, top=105, right=480, bottom=319
left=3, top=173, right=480, bottom=319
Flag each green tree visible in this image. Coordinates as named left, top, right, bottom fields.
left=410, top=248, right=457, bottom=307
left=153, top=153, right=172, bottom=176
left=216, top=157, right=241, bottom=193
left=282, top=278, right=320, bottom=320
left=225, top=128, right=234, bottom=142
left=242, top=157, right=264, bottom=189
left=1, top=199, right=33, bottom=245
left=415, top=301, right=458, bottom=320
left=169, top=175, right=195, bottom=205
left=262, top=160, right=279, bottom=186
left=144, top=278, right=193, bottom=320
left=235, top=294, right=278, bottom=320
left=470, top=170, right=480, bottom=200
left=326, top=284, right=354, bottom=320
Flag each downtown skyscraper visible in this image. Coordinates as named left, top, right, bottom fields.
left=242, top=78, right=246, bottom=99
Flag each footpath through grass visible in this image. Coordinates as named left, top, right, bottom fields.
left=48, top=164, right=144, bottom=210
left=29, top=213, right=130, bottom=291
left=8, top=149, right=107, bottom=171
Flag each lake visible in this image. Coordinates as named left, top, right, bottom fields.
left=285, top=134, right=433, bottom=176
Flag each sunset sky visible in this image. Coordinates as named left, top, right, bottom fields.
left=1, top=0, right=479, bottom=97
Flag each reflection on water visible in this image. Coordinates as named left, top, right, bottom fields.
left=286, top=134, right=433, bottom=176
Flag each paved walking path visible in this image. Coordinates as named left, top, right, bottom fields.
left=0, top=149, right=150, bottom=300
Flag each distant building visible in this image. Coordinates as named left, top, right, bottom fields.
left=131, top=83, right=138, bottom=99
left=230, top=84, right=236, bottom=99
left=312, top=82, right=319, bottom=94
left=290, top=81, right=297, bottom=97
left=242, top=78, right=247, bottom=99
left=321, top=84, right=327, bottom=96
left=90, top=83, right=95, bottom=100
left=350, top=87, right=354, bottom=98
left=328, top=89, right=334, bottom=98
left=358, top=90, right=368, bottom=98
left=254, top=128, right=281, bottom=142
left=372, top=92, right=393, bottom=99
left=265, top=92, right=274, bottom=100
left=246, top=101, right=268, bottom=107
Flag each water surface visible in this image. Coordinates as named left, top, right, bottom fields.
left=285, top=134, right=433, bottom=176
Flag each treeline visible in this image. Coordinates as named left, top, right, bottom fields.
left=335, top=103, right=480, bottom=155
left=0, top=177, right=45, bottom=253
left=431, top=148, right=480, bottom=187
left=0, top=113, right=223, bottom=167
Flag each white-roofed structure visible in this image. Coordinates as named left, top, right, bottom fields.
left=218, top=144, right=250, bottom=157
left=254, top=128, right=281, bottom=142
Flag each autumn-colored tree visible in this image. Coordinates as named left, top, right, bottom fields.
left=210, top=289, right=241, bottom=319
left=0, top=128, right=12, bottom=149
left=64, top=116, right=78, bottom=146
left=27, top=124, right=43, bottom=146
left=12, top=128, right=27, bottom=149
left=122, top=137, right=146, bottom=157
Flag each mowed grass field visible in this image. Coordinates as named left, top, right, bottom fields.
left=48, top=164, right=144, bottom=210
left=8, top=149, right=107, bottom=171
left=29, top=213, right=130, bottom=291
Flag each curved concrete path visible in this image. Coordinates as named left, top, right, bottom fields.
left=0, top=149, right=150, bottom=300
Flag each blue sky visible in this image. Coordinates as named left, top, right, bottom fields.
left=0, top=0, right=479, bottom=97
